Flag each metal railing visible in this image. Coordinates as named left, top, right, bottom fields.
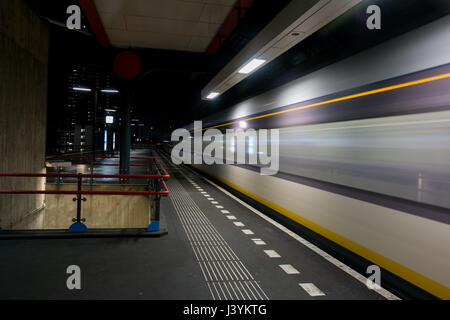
left=0, top=157, right=170, bottom=233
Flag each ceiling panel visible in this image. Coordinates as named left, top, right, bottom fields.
left=93, top=0, right=237, bottom=52
left=188, top=36, right=214, bottom=52
left=199, top=4, right=234, bottom=24
left=99, top=12, right=126, bottom=29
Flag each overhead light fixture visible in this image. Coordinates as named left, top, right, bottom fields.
left=206, top=92, right=220, bottom=100
left=238, top=59, right=266, bottom=74
left=73, top=87, right=92, bottom=92
left=101, top=89, right=119, bottom=93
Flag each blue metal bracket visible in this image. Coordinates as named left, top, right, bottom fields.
left=147, top=221, right=160, bottom=232
left=68, top=222, right=88, bottom=233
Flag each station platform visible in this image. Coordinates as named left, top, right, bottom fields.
left=0, top=150, right=398, bottom=300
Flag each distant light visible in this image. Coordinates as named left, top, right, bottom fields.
left=105, top=116, right=114, bottom=124
left=104, top=130, right=108, bottom=151
left=105, top=109, right=117, bottom=112
left=206, top=92, right=220, bottom=100
left=239, top=121, right=247, bottom=129
left=101, top=89, right=119, bottom=93
left=73, top=87, right=91, bottom=92
left=238, top=58, right=266, bottom=74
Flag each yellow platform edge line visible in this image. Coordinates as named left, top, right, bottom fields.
left=191, top=165, right=450, bottom=299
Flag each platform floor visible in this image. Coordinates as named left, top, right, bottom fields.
left=0, top=150, right=398, bottom=300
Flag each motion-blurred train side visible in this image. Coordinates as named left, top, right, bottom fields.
left=177, top=15, right=450, bottom=299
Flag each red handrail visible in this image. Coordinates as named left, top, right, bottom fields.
left=0, top=190, right=168, bottom=195
left=0, top=173, right=169, bottom=179
left=0, top=153, right=171, bottom=196
left=46, top=155, right=118, bottom=159
left=0, top=173, right=169, bottom=196
left=66, top=163, right=150, bottom=167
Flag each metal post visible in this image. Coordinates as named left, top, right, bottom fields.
left=57, top=167, right=61, bottom=184
left=147, top=174, right=161, bottom=232
left=155, top=195, right=161, bottom=223
left=73, top=174, right=86, bottom=223
left=120, top=87, right=131, bottom=177
left=92, top=90, right=98, bottom=164
left=90, top=165, right=94, bottom=184
left=68, top=174, right=88, bottom=232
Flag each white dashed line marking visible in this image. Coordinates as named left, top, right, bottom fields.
left=216, top=205, right=224, bottom=209
left=299, top=283, right=325, bottom=297
left=279, top=264, right=300, bottom=274
left=264, top=250, right=281, bottom=258
left=194, top=174, right=400, bottom=300
left=226, top=216, right=237, bottom=220
left=207, top=198, right=214, bottom=201
left=234, top=222, right=245, bottom=227
left=211, top=201, right=219, bottom=204
left=221, top=210, right=230, bottom=214
left=204, top=194, right=211, bottom=197
left=242, top=229, right=254, bottom=235
left=251, top=239, right=266, bottom=245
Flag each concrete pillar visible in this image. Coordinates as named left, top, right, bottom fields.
left=0, top=0, right=49, bottom=229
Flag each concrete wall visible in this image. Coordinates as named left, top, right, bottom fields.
left=0, top=0, right=49, bottom=229
left=43, top=184, right=151, bottom=229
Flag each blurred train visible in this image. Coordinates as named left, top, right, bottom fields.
left=170, top=15, right=450, bottom=299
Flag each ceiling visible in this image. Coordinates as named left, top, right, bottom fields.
left=93, top=0, right=238, bottom=52
left=201, top=0, right=361, bottom=99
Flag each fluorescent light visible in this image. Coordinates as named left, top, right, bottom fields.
left=73, top=87, right=91, bottom=92
left=238, top=58, right=266, bottom=74
left=105, top=109, right=116, bottom=112
left=101, top=89, right=119, bottom=93
left=105, top=116, right=114, bottom=124
left=206, top=92, right=220, bottom=100
left=239, top=121, right=247, bottom=129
